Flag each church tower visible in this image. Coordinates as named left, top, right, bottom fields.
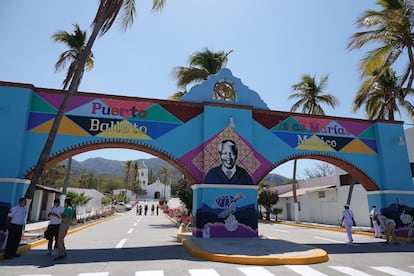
left=137, top=161, right=149, bottom=186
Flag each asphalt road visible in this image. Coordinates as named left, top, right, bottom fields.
left=0, top=208, right=413, bottom=276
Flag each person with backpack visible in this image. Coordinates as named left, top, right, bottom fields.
left=44, top=198, right=64, bottom=256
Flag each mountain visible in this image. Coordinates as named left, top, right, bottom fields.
left=69, top=158, right=291, bottom=185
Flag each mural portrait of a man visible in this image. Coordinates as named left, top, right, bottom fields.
left=204, top=139, right=253, bottom=185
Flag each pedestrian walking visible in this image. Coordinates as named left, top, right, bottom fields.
left=144, top=204, right=148, bottom=216
left=156, top=205, right=159, bottom=216
left=369, top=205, right=382, bottom=238
left=44, top=198, right=64, bottom=256
left=4, top=197, right=27, bottom=259
left=136, top=204, right=140, bottom=216
left=54, top=197, right=73, bottom=260
left=151, top=204, right=155, bottom=215
left=341, top=204, right=355, bottom=244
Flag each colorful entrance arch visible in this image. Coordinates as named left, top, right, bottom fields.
left=0, top=69, right=413, bottom=237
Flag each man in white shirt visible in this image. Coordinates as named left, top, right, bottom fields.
left=44, top=199, right=65, bottom=256
left=370, top=205, right=382, bottom=238
left=4, top=197, right=27, bottom=259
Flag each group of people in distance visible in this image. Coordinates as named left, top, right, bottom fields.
left=136, top=203, right=159, bottom=216
left=4, top=197, right=74, bottom=260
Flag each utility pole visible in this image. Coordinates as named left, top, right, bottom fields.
left=292, top=159, right=299, bottom=223
left=61, top=157, right=72, bottom=203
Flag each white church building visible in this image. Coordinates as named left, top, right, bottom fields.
left=137, top=161, right=171, bottom=201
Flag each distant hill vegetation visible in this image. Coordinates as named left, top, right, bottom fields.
left=70, top=157, right=291, bottom=185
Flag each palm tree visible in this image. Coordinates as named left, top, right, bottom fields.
left=159, top=166, right=170, bottom=202
left=347, top=0, right=414, bottom=93
left=288, top=74, right=339, bottom=222
left=53, top=24, right=94, bottom=89
left=168, top=90, right=187, bottom=101
left=171, top=48, right=233, bottom=94
left=289, top=74, right=338, bottom=115
left=39, top=164, right=66, bottom=188
left=26, top=0, right=167, bottom=200
left=353, top=68, right=414, bottom=120
left=52, top=24, right=94, bottom=198
left=123, top=160, right=132, bottom=202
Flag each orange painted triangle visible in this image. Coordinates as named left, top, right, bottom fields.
left=30, top=116, right=90, bottom=136
left=340, top=138, right=376, bottom=154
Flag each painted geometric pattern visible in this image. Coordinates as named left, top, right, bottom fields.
left=178, top=127, right=272, bottom=183
left=27, top=92, right=184, bottom=140
left=271, top=116, right=377, bottom=154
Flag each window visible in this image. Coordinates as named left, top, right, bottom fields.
left=318, top=191, right=325, bottom=198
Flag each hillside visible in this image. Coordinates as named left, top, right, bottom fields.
left=69, top=157, right=291, bottom=185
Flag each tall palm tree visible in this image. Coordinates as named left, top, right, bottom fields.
left=159, top=166, right=170, bottom=200
left=347, top=0, right=414, bottom=93
left=353, top=68, right=414, bottom=120
left=171, top=48, right=233, bottom=94
left=288, top=74, right=339, bottom=222
left=51, top=24, right=94, bottom=198
left=52, top=24, right=94, bottom=89
left=123, top=160, right=132, bottom=202
left=26, top=0, right=167, bottom=200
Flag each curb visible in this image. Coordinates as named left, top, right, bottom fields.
left=275, top=221, right=412, bottom=242
left=177, top=226, right=329, bottom=265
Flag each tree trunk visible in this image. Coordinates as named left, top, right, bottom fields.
left=25, top=7, right=107, bottom=200
left=62, top=157, right=72, bottom=195
left=292, top=159, right=300, bottom=223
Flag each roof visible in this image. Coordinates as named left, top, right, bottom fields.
left=278, top=184, right=336, bottom=198
left=36, top=184, right=61, bottom=193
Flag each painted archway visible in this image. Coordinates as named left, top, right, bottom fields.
left=0, top=68, right=413, bottom=237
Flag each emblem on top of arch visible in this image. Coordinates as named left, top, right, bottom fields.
left=179, top=68, right=270, bottom=109
left=213, top=79, right=236, bottom=101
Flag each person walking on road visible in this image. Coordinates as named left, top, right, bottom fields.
left=341, top=204, right=354, bottom=244
left=4, top=197, right=27, bottom=259
left=54, top=197, right=73, bottom=260
left=44, top=198, right=64, bottom=256
left=369, top=205, right=382, bottom=238
left=144, top=204, right=148, bottom=216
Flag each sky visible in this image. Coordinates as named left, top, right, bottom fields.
left=1, top=0, right=411, bottom=178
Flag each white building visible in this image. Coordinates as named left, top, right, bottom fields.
left=270, top=127, right=414, bottom=227
left=137, top=161, right=171, bottom=201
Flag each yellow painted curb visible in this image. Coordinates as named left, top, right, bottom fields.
left=180, top=236, right=328, bottom=265
left=177, top=228, right=329, bottom=265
